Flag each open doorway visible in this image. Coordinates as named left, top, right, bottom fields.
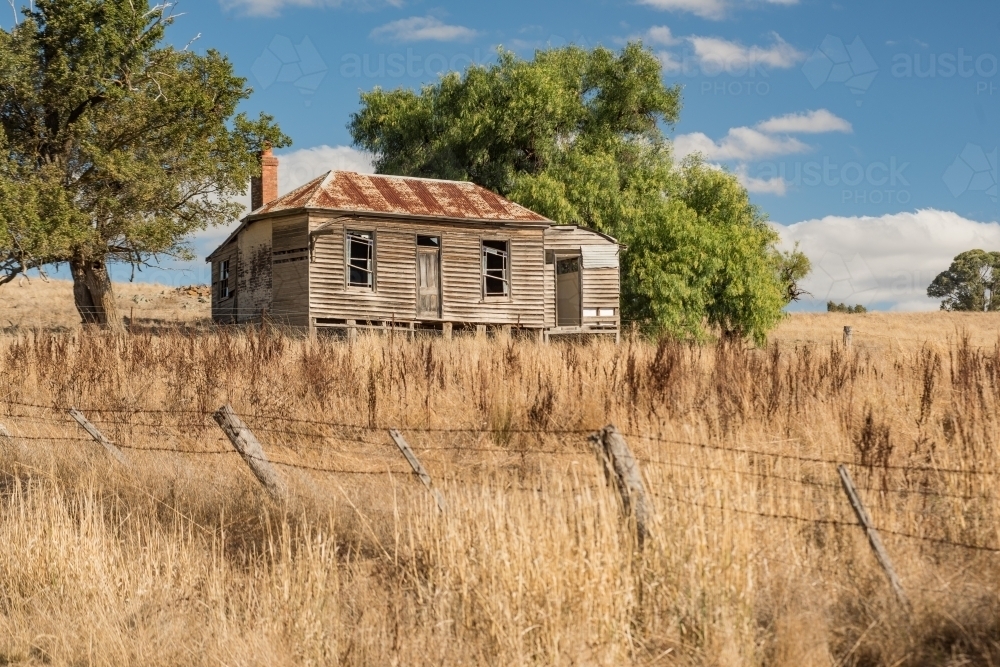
left=556, top=256, right=581, bottom=327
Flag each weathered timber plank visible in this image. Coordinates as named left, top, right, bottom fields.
left=388, top=429, right=446, bottom=512
left=213, top=404, right=287, bottom=501
left=838, top=464, right=909, bottom=607
left=590, top=425, right=653, bottom=549
left=69, top=408, right=130, bottom=466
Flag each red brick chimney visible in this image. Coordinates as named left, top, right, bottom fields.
left=251, top=147, right=279, bottom=211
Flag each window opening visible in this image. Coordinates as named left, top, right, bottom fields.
left=219, top=260, right=231, bottom=299
left=556, top=257, right=580, bottom=275
left=482, top=240, right=509, bottom=297
left=417, top=235, right=440, bottom=247
left=347, top=231, right=374, bottom=288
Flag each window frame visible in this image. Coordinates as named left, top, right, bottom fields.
left=219, top=259, right=231, bottom=300
left=345, top=230, right=376, bottom=290
left=481, top=238, right=511, bottom=299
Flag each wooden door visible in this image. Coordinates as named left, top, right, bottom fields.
left=416, top=247, right=441, bottom=318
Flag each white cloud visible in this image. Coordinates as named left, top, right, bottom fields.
left=220, top=0, right=403, bottom=18
left=638, top=0, right=727, bottom=20
left=644, top=31, right=804, bottom=76
left=756, top=109, right=853, bottom=134
left=688, top=33, right=804, bottom=72
left=370, top=16, right=478, bottom=43
left=674, top=127, right=810, bottom=162
left=777, top=209, right=1000, bottom=310
left=643, top=26, right=680, bottom=46
left=673, top=110, right=850, bottom=186
left=638, top=0, right=798, bottom=19
left=279, top=145, right=374, bottom=192
left=735, top=164, right=787, bottom=195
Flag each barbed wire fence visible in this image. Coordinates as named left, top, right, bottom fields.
left=0, top=397, right=998, bottom=604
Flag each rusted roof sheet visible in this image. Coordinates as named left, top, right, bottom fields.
left=252, top=171, right=549, bottom=223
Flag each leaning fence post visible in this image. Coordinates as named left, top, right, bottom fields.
left=213, top=404, right=287, bottom=501
left=388, top=429, right=446, bottom=512
left=838, top=464, right=909, bottom=607
left=69, top=408, right=130, bottom=466
left=589, top=425, right=653, bottom=549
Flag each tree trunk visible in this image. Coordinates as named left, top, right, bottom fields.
left=70, top=255, right=123, bottom=330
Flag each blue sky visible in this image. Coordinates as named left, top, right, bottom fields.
left=5, top=0, right=999, bottom=310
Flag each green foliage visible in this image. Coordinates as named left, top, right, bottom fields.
left=827, top=302, right=867, bottom=314
left=0, top=0, right=290, bottom=284
left=927, top=249, right=1000, bottom=311
left=350, top=44, right=804, bottom=344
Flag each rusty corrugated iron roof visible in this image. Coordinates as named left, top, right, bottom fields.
left=252, top=171, right=550, bottom=223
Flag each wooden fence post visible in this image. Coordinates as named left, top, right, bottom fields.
left=69, top=408, right=130, bottom=466
left=213, top=404, right=287, bottom=501
left=838, top=464, right=909, bottom=607
left=589, top=425, right=653, bottom=549
left=388, top=429, right=446, bottom=512
left=843, top=326, right=853, bottom=349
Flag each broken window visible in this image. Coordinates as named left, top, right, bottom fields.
left=219, top=260, right=231, bottom=300
left=482, top=240, right=509, bottom=297
left=556, top=257, right=579, bottom=275
left=347, top=231, right=374, bottom=288
left=417, top=235, right=440, bottom=247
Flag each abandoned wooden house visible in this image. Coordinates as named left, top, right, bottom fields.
left=207, top=149, right=622, bottom=340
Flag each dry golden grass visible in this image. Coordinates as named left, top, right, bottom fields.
left=0, top=321, right=998, bottom=666
left=0, top=278, right=210, bottom=331
left=771, top=310, right=1000, bottom=354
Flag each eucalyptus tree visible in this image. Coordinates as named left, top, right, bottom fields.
left=927, top=249, right=1000, bottom=311
left=0, top=0, right=289, bottom=327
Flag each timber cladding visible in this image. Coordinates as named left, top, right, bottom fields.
left=308, top=214, right=546, bottom=327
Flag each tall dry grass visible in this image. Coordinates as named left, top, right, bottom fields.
left=0, top=327, right=998, bottom=665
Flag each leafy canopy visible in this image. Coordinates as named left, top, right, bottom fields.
left=0, top=0, right=289, bottom=284
left=927, top=249, right=1000, bottom=311
left=350, top=44, right=806, bottom=343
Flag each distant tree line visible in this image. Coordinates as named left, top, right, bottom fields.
left=827, top=302, right=867, bottom=314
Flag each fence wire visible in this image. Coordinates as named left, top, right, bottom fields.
left=1, top=397, right=998, bottom=556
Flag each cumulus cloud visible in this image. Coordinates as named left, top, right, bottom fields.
left=687, top=33, right=804, bottom=72
left=220, top=0, right=403, bottom=18
left=674, top=110, right=854, bottom=192
left=638, top=0, right=798, bottom=20
left=637, top=0, right=727, bottom=20
left=756, top=109, right=852, bottom=134
left=646, top=31, right=804, bottom=76
left=674, top=127, right=810, bottom=162
left=370, top=16, right=478, bottom=42
left=777, top=209, right=1000, bottom=311
left=643, top=26, right=680, bottom=47
left=735, top=164, right=787, bottom=195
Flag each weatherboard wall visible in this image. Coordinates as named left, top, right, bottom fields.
left=307, top=213, right=547, bottom=327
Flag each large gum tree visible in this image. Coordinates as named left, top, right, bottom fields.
left=0, top=0, right=289, bottom=328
